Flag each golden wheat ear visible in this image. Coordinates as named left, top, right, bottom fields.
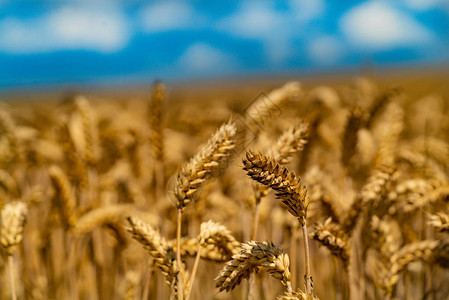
left=268, top=121, right=309, bottom=165
left=215, top=241, right=292, bottom=293
left=175, top=121, right=237, bottom=210
left=149, top=80, right=166, bottom=163
left=243, top=151, right=309, bottom=224
left=48, top=165, right=76, bottom=230
left=126, top=216, right=185, bottom=294
left=278, top=289, right=320, bottom=300
left=428, top=213, right=449, bottom=233
left=311, top=218, right=350, bottom=270
left=198, top=220, right=241, bottom=258
left=1, top=201, right=27, bottom=300
left=1, top=201, right=27, bottom=255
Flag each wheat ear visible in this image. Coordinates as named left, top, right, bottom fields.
left=216, top=241, right=292, bottom=293
left=57, top=118, right=87, bottom=188
left=126, top=216, right=185, bottom=296
left=174, top=121, right=237, bottom=210
left=1, top=201, right=27, bottom=300
left=269, top=121, right=309, bottom=164
left=278, top=288, right=320, bottom=299
left=186, top=220, right=240, bottom=300
left=72, top=204, right=137, bottom=236
left=149, top=80, right=165, bottom=163
left=428, top=213, right=449, bottom=233
left=149, top=81, right=166, bottom=201
left=245, top=82, right=302, bottom=131
left=168, top=237, right=240, bottom=262
left=311, top=218, right=350, bottom=269
left=377, top=240, right=441, bottom=298
left=243, top=151, right=309, bottom=223
left=75, top=96, right=98, bottom=166
left=48, top=165, right=76, bottom=230
left=341, top=106, right=363, bottom=170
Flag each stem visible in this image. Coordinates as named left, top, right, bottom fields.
left=142, top=267, right=153, bottom=300
left=185, top=245, right=202, bottom=300
left=301, top=220, right=313, bottom=295
left=336, top=259, right=342, bottom=300
left=8, top=255, right=17, bottom=300
left=252, top=200, right=260, bottom=240
left=176, top=209, right=184, bottom=300
left=291, top=228, right=297, bottom=289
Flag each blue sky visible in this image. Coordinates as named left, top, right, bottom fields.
left=0, top=0, right=448, bottom=88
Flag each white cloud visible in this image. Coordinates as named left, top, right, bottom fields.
left=217, top=0, right=325, bottom=65
left=289, top=0, right=325, bottom=22
left=307, top=36, right=344, bottom=65
left=0, top=5, right=129, bottom=54
left=340, top=1, right=434, bottom=50
left=218, top=1, right=286, bottom=39
left=178, top=43, right=235, bottom=73
left=403, top=0, right=446, bottom=11
left=218, top=1, right=295, bottom=64
left=140, top=2, right=194, bottom=32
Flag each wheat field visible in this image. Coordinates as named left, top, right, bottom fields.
left=0, top=76, right=449, bottom=300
